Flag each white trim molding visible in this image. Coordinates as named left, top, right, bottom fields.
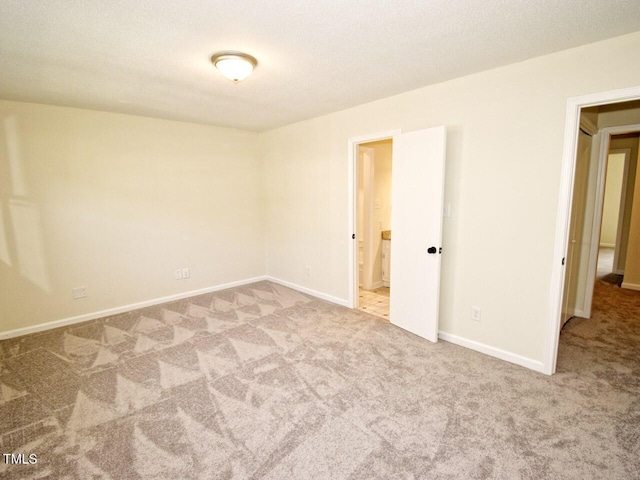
left=580, top=114, right=598, bottom=136
left=0, top=276, right=268, bottom=340
left=621, top=282, right=640, bottom=291
left=266, top=276, right=350, bottom=307
left=562, top=307, right=588, bottom=319
left=572, top=309, right=587, bottom=319
left=547, top=85, right=640, bottom=376
left=438, top=331, right=545, bottom=373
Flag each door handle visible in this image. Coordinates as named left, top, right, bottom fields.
left=428, top=246, right=437, bottom=254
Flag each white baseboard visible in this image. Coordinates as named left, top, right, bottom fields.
left=621, top=282, right=640, bottom=291
left=0, top=276, right=268, bottom=340
left=599, top=243, right=615, bottom=248
left=613, top=269, right=624, bottom=275
left=562, top=307, right=588, bottom=319
left=357, top=281, right=383, bottom=291
left=438, top=331, right=545, bottom=374
left=382, top=281, right=390, bottom=287
left=265, top=276, right=350, bottom=307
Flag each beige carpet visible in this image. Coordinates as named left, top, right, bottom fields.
left=1, top=280, right=639, bottom=479
left=596, top=247, right=624, bottom=286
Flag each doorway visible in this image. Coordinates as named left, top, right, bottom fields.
left=548, top=86, right=640, bottom=375
left=348, top=126, right=447, bottom=343
left=356, top=139, right=393, bottom=319
left=561, top=125, right=639, bottom=327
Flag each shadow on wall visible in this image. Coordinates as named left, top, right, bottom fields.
left=0, top=114, right=51, bottom=299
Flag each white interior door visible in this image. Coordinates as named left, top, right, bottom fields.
left=561, top=129, right=592, bottom=326
left=390, top=126, right=446, bottom=342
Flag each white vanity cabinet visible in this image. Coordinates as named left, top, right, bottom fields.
left=382, top=239, right=391, bottom=286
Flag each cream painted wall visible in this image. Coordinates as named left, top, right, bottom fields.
left=609, top=135, right=640, bottom=270
left=361, top=139, right=392, bottom=287
left=600, top=153, right=626, bottom=247
left=598, top=105, right=640, bottom=128
left=622, top=140, right=640, bottom=288
left=262, top=31, right=640, bottom=363
left=0, top=100, right=264, bottom=334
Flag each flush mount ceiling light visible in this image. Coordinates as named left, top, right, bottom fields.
left=211, top=51, right=257, bottom=82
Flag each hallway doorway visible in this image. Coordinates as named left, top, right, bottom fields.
left=550, top=87, right=640, bottom=374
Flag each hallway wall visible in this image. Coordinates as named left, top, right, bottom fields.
left=600, top=153, right=625, bottom=247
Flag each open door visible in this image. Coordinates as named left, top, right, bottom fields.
left=561, top=128, right=593, bottom=326
left=390, top=126, right=446, bottom=342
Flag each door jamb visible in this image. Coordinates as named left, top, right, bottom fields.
left=348, top=130, right=401, bottom=308
left=546, top=85, right=640, bottom=375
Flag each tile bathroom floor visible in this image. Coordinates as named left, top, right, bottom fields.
left=358, top=286, right=390, bottom=319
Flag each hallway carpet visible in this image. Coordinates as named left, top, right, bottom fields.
left=1, top=280, right=638, bottom=479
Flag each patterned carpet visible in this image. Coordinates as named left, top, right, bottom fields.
left=1, top=280, right=639, bottom=479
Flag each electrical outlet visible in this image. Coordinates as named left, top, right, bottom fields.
left=471, top=306, right=482, bottom=322
left=182, top=268, right=190, bottom=279
left=175, top=269, right=183, bottom=280
left=72, top=286, right=87, bottom=299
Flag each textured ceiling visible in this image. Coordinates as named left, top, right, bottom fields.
left=1, top=1, right=640, bottom=131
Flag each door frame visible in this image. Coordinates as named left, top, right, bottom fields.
left=546, top=85, right=640, bottom=375
left=348, top=130, right=400, bottom=308
left=561, top=127, right=596, bottom=325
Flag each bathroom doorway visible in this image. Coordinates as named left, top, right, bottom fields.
left=356, top=139, right=393, bottom=319
left=349, top=126, right=447, bottom=342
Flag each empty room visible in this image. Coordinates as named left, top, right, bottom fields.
left=1, top=2, right=640, bottom=479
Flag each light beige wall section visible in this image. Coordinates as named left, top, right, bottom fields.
left=609, top=135, right=640, bottom=270
left=262, top=31, right=640, bottom=363
left=362, top=139, right=392, bottom=286
left=373, top=141, right=392, bottom=286
left=600, top=153, right=626, bottom=246
left=0, top=100, right=264, bottom=334
left=581, top=109, right=599, bottom=131
left=622, top=143, right=640, bottom=288
left=598, top=104, right=640, bottom=128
